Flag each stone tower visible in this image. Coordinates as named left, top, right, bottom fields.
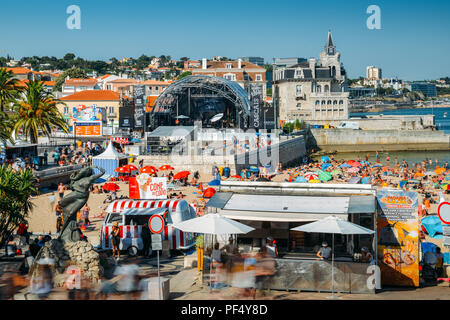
left=320, top=31, right=345, bottom=81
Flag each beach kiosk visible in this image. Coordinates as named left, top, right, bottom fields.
left=92, top=140, right=129, bottom=178
left=206, top=181, right=379, bottom=294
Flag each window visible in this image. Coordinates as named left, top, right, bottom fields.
left=256, top=74, right=262, bottom=81
left=107, top=85, right=111, bottom=90
left=108, top=106, right=115, bottom=115
left=296, top=85, right=302, bottom=96
left=224, top=73, right=236, bottom=81
left=63, top=106, right=69, bottom=114
left=226, top=63, right=232, bottom=69
left=155, top=86, right=159, bottom=91
left=315, top=101, right=320, bottom=106
left=317, top=85, right=322, bottom=93
left=324, top=85, right=330, bottom=93
left=296, top=103, right=302, bottom=109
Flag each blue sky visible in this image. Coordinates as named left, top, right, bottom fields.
left=0, top=0, right=449, bottom=80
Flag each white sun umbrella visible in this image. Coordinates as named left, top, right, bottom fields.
left=173, top=214, right=255, bottom=288
left=210, top=113, right=224, bottom=123
left=291, top=215, right=375, bottom=298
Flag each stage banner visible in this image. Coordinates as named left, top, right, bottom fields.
left=133, top=85, right=146, bottom=129
left=129, top=174, right=167, bottom=200
left=377, top=189, right=419, bottom=287
left=248, top=83, right=263, bottom=129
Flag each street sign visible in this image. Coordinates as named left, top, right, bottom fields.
left=149, top=214, right=165, bottom=234
left=151, top=234, right=163, bottom=251
left=438, top=202, right=450, bottom=225
left=442, top=225, right=450, bottom=236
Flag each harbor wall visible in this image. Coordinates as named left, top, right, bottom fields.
left=310, top=129, right=450, bottom=152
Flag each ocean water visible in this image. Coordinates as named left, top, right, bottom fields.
left=314, top=150, right=450, bottom=168
left=350, top=106, right=450, bottom=134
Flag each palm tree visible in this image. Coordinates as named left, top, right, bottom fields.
left=13, top=80, right=69, bottom=144
left=0, top=68, right=21, bottom=113
left=0, top=166, right=35, bottom=246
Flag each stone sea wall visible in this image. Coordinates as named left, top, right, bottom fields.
left=310, top=129, right=450, bottom=152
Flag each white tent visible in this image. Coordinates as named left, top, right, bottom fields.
left=92, top=141, right=129, bottom=178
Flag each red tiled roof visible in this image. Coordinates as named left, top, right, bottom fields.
left=141, top=80, right=173, bottom=86
left=60, top=90, right=120, bottom=101
left=43, top=81, right=55, bottom=86
left=64, top=78, right=98, bottom=86
left=5, top=67, right=33, bottom=74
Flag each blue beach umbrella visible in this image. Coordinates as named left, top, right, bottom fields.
left=294, top=176, right=308, bottom=183
left=399, top=180, right=408, bottom=188
left=361, top=177, right=371, bottom=184
left=372, top=163, right=382, bottom=168
left=248, top=166, right=259, bottom=173
left=421, top=216, right=443, bottom=238
left=208, top=180, right=221, bottom=186
left=321, top=163, right=332, bottom=170
left=340, top=164, right=352, bottom=168
left=321, top=156, right=330, bottom=163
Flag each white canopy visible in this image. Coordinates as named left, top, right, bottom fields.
left=93, top=141, right=128, bottom=160
left=172, top=213, right=255, bottom=235
left=291, top=215, right=374, bottom=235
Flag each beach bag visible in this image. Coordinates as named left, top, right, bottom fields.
left=223, top=167, right=230, bottom=178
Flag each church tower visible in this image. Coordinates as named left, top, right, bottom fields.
left=320, top=30, right=345, bottom=81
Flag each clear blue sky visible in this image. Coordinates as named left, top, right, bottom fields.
left=1, top=0, right=449, bottom=80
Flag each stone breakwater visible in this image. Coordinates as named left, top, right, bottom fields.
left=30, top=240, right=103, bottom=286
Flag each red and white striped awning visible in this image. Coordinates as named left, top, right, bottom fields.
left=112, top=137, right=129, bottom=144
left=107, top=199, right=182, bottom=214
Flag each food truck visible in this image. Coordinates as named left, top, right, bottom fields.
left=99, top=199, right=196, bottom=255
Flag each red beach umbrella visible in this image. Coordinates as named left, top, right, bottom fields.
left=123, top=164, right=138, bottom=171
left=304, top=172, right=319, bottom=181
left=173, top=171, right=190, bottom=180
left=231, top=175, right=242, bottom=179
left=140, top=166, right=158, bottom=174
left=198, top=183, right=204, bottom=191
left=203, top=188, right=216, bottom=198
left=115, top=166, right=130, bottom=173
left=350, top=162, right=361, bottom=167
left=159, top=165, right=174, bottom=171
left=103, top=183, right=120, bottom=191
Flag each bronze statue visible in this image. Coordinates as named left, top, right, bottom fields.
left=58, top=166, right=106, bottom=243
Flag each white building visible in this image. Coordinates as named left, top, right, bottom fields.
left=273, top=31, right=349, bottom=122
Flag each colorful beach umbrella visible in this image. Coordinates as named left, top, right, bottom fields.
left=208, top=179, right=221, bottom=186
left=361, top=177, right=371, bottom=184
left=425, top=171, right=436, bottom=176
left=442, top=184, right=449, bottom=190
left=304, top=172, right=319, bottom=181
left=231, top=175, right=241, bottom=179
left=347, top=167, right=359, bottom=173
left=114, top=166, right=130, bottom=173
left=123, top=164, right=138, bottom=171
left=309, top=179, right=321, bottom=183
left=318, top=171, right=333, bottom=182
left=435, top=167, right=446, bottom=175
left=321, top=156, right=330, bottom=163
left=159, top=165, right=174, bottom=171
left=350, top=162, right=361, bottom=167
left=173, top=171, right=190, bottom=180
left=140, top=166, right=158, bottom=174
left=102, top=183, right=120, bottom=191
left=203, top=188, right=216, bottom=198
left=294, top=176, right=308, bottom=183
left=444, top=176, right=450, bottom=183
left=321, top=163, right=332, bottom=170
left=372, top=163, right=382, bottom=168
left=408, top=179, right=420, bottom=184
left=331, top=170, right=342, bottom=176
left=340, top=164, right=352, bottom=168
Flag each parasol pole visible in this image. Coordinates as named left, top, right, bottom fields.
left=332, top=233, right=335, bottom=298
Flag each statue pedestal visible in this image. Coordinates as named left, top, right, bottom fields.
left=29, top=240, right=103, bottom=287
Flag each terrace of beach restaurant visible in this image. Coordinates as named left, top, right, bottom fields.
left=205, top=182, right=378, bottom=294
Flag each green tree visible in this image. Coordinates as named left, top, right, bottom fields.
left=54, top=67, right=88, bottom=92
left=295, top=119, right=302, bottom=131
left=0, top=166, right=35, bottom=247
left=282, top=122, right=295, bottom=134
left=0, top=68, right=21, bottom=112
left=13, top=80, right=69, bottom=144
left=177, top=71, right=192, bottom=80
left=266, top=87, right=272, bottom=97
left=63, top=53, right=76, bottom=61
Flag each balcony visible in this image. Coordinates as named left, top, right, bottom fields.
left=310, top=92, right=350, bottom=98
left=108, top=113, right=117, bottom=118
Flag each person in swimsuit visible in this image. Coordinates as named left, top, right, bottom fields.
left=111, top=221, right=121, bottom=259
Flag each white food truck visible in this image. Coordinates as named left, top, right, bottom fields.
left=99, top=199, right=197, bottom=256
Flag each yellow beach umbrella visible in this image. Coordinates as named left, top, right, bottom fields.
left=309, top=179, right=321, bottom=183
